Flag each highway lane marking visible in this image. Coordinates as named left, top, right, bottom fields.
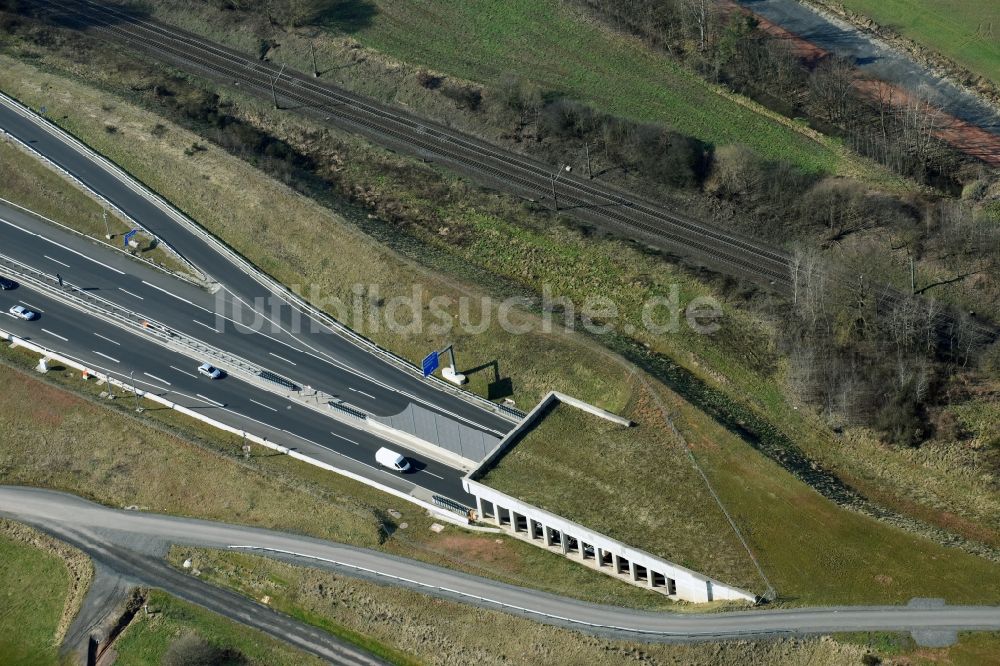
left=268, top=352, right=297, bottom=366
left=141, top=280, right=200, bottom=309
left=220, top=288, right=506, bottom=437
left=93, top=332, right=120, bottom=346
left=0, top=217, right=125, bottom=275
left=143, top=372, right=171, bottom=386
left=93, top=350, right=120, bottom=363
left=349, top=387, right=376, bottom=400
left=249, top=398, right=278, bottom=412
left=44, top=254, right=70, bottom=268
left=118, top=287, right=144, bottom=300
left=421, top=469, right=444, bottom=480
left=169, top=365, right=198, bottom=379
left=192, top=319, right=219, bottom=333
left=329, top=432, right=359, bottom=446
left=195, top=393, right=226, bottom=407
left=3, top=200, right=498, bottom=436
left=19, top=301, right=43, bottom=312
left=41, top=328, right=68, bottom=342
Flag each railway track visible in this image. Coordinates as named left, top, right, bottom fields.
left=32, top=0, right=794, bottom=287
left=21, top=0, right=999, bottom=342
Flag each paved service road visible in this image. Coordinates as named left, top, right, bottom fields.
left=37, top=520, right=387, bottom=665
left=5, top=487, right=1000, bottom=645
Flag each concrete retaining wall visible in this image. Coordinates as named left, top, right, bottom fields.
left=463, top=392, right=756, bottom=604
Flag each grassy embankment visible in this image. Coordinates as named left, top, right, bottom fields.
left=478, top=395, right=756, bottom=584
left=2, top=55, right=1000, bottom=605
left=0, top=520, right=92, bottom=665
left=113, top=590, right=324, bottom=665
left=830, top=0, right=1000, bottom=86
left=0, top=346, right=670, bottom=611
left=141, top=0, right=907, bottom=186
left=0, top=137, right=193, bottom=277
left=74, top=5, right=1000, bottom=545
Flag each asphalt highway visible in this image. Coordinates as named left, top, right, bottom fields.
left=5, top=487, right=1000, bottom=645
left=0, top=97, right=514, bottom=438
left=0, top=201, right=504, bottom=434
left=0, top=284, right=469, bottom=501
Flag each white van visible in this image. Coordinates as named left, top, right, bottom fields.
left=375, top=447, right=411, bottom=472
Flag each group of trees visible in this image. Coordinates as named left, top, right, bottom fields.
left=571, top=0, right=966, bottom=189
left=786, top=247, right=988, bottom=445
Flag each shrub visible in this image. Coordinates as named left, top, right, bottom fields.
left=441, top=83, right=483, bottom=111
left=162, top=633, right=246, bottom=666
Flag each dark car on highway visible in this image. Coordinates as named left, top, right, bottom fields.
left=0, top=277, right=17, bottom=290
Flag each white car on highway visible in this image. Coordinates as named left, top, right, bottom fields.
left=197, top=362, right=223, bottom=379
left=375, top=447, right=412, bottom=473
left=8, top=305, right=38, bottom=321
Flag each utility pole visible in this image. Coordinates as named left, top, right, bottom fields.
left=130, top=370, right=143, bottom=412
left=585, top=143, right=592, bottom=179
left=909, top=254, right=916, bottom=295
left=102, top=209, right=112, bottom=240
left=270, top=62, right=286, bottom=109
left=550, top=164, right=571, bottom=211
left=310, top=42, right=319, bottom=78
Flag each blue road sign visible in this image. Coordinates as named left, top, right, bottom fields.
left=123, top=229, right=139, bottom=248
left=421, top=351, right=439, bottom=377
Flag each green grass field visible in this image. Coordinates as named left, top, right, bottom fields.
left=114, top=590, right=323, bottom=665
left=0, top=138, right=193, bottom=277
left=478, top=394, right=762, bottom=592
left=138, top=0, right=857, bottom=178
left=350, top=1, right=842, bottom=172
left=655, top=382, right=1000, bottom=607
left=0, top=529, right=72, bottom=664
left=835, top=0, right=1000, bottom=85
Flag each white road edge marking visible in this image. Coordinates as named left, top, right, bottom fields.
left=268, top=352, right=297, bottom=366
left=43, top=254, right=70, bottom=268
left=329, top=432, right=359, bottom=446
left=195, top=393, right=225, bottom=407
left=192, top=319, right=218, bottom=333
left=143, top=372, right=171, bottom=386
left=93, top=332, right=120, bottom=346
left=249, top=398, right=278, bottom=412
left=93, top=350, right=120, bottom=363
left=0, top=217, right=125, bottom=275
left=141, top=280, right=197, bottom=308
left=41, top=328, right=68, bottom=342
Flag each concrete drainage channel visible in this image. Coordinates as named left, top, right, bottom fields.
left=0, top=252, right=478, bottom=472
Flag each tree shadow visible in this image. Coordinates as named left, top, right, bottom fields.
left=312, top=1, right=378, bottom=33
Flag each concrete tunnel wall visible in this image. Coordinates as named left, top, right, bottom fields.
left=463, top=478, right=756, bottom=604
